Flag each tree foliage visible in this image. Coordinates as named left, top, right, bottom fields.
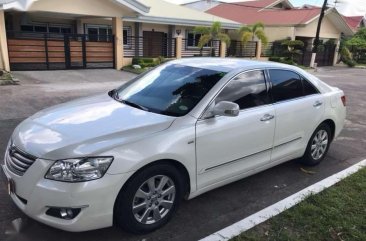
left=238, top=22, right=268, bottom=46
left=281, top=39, right=304, bottom=61
left=193, top=21, right=231, bottom=55
left=345, top=28, right=366, bottom=64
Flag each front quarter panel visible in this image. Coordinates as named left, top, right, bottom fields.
left=104, top=115, right=197, bottom=193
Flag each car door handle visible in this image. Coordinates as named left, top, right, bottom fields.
left=260, top=114, right=275, bottom=122
left=313, top=101, right=323, bottom=107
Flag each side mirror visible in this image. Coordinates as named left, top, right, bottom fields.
left=211, top=101, right=240, bottom=117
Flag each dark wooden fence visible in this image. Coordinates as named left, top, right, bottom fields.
left=227, top=41, right=257, bottom=58
left=181, top=39, right=220, bottom=57
left=7, top=31, right=114, bottom=70
left=123, top=36, right=176, bottom=58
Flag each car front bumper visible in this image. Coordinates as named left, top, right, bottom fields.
left=1, top=157, right=130, bottom=232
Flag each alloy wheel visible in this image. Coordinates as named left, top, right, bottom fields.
left=132, top=175, right=176, bottom=225
left=311, top=129, right=328, bottom=160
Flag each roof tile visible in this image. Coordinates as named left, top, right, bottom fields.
left=206, top=0, right=321, bottom=26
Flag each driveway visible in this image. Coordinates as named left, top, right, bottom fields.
left=0, top=67, right=365, bottom=241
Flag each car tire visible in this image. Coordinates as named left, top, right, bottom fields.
left=114, top=163, right=184, bottom=234
left=301, top=123, right=332, bottom=166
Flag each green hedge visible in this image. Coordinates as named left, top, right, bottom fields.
left=132, top=57, right=165, bottom=68
left=268, top=56, right=295, bottom=65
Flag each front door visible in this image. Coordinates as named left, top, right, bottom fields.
left=196, top=70, right=275, bottom=189
left=143, top=31, right=165, bottom=57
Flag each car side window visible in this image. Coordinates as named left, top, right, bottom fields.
left=215, top=70, right=270, bottom=110
left=269, top=69, right=303, bottom=102
left=302, top=77, right=319, bottom=96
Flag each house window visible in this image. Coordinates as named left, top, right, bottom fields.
left=48, top=25, right=72, bottom=34
left=85, top=24, right=131, bottom=44
left=21, top=25, right=47, bottom=32
left=186, top=30, right=208, bottom=48
left=86, top=24, right=112, bottom=41
left=20, top=25, right=34, bottom=32
left=20, top=24, right=73, bottom=35
left=123, top=26, right=132, bottom=46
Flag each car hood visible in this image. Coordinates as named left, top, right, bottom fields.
left=12, top=94, right=175, bottom=159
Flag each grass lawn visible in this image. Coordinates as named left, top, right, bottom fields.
left=231, top=168, right=366, bottom=241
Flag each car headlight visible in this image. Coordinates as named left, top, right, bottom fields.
left=45, top=157, right=113, bottom=182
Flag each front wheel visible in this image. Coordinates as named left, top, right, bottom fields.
left=114, top=164, right=184, bottom=234
left=301, top=123, right=332, bottom=166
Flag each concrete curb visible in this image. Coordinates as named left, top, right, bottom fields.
left=200, top=159, right=366, bottom=241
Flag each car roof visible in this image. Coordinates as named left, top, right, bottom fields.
left=170, top=57, right=293, bottom=73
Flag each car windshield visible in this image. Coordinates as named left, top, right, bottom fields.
left=114, top=64, right=227, bottom=117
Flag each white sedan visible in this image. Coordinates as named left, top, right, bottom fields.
left=2, top=58, right=346, bottom=234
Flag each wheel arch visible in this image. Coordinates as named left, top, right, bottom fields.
left=113, top=159, right=191, bottom=224
left=321, top=119, right=336, bottom=141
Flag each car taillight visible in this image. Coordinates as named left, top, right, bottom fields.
left=341, top=95, right=346, bottom=106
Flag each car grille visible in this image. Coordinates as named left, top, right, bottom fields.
left=5, top=146, right=37, bottom=176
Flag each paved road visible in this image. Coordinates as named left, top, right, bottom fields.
left=0, top=67, right=365, bottom=241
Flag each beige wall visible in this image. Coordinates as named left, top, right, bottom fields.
left=295, top=16, right=341, bottom=40
left=28, top=0, right=136, bottom=17
left=141, top=23, right=169, bottom=35
left=123, top=57, right=133, bottom=66
left=264, top=26, right=295, bottom=41
left=228, top=26, right=295, bottom=42
left=0, top=10, right=10, bottom=71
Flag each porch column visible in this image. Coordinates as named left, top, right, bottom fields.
left=256, top=40, right=262, bottom=59
left=175, top=36, right=182, bottom=59
left=134, top=22, right=141, bottom=57
left=0, top=10, right=10, bottom=71
left=112, top=17, right=123, bottom=70
left=219, top=41, right=226, bottom=58
left=333, top=39, right=341, bottom=66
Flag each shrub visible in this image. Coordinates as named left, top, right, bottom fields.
left=132, top=57, right=159, bottom=68
left=269, top=56, right=295, bottom=65
left=340, top=47, right=356, bottom=67
left=344, top=59, right=357, bottom=67
left=132, top=57, right=154, bottom=65
left=281, top=58, right=295, bottom=65
left=268, top=56, right=281, bottom=62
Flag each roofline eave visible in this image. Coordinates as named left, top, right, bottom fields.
left=123, top=16, right=242, bottom=29
left=0, top=0, right=150, bottom=14
left=114, top=0, right=150, bottom=15
left=304, top=8, right=355, bottom=36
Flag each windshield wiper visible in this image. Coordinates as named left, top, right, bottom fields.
left=109, top=89, right=150, bottom=112
left=120, top=99, right=150, bottom=112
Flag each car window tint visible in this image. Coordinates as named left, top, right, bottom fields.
left=269, top=69, right=303, bottom=102
left=216, top=70, right=269, bottom=110
left=116, top=64, right=226, bottom=117
left=302, top=77, right=319, bottom=96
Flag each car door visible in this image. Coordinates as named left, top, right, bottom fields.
left=195, top=70, right=276, bottom=189
left=268, top=69, right=325, bottom=163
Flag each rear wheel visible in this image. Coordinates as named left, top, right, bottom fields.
left=301, top=123, right=331, bottom=166
left=114, top=164, right=184, bottom=234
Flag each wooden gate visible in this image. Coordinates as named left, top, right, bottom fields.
left=297, top=43, right=336, bottom=67
left=7, top=32, right=115, bottom=70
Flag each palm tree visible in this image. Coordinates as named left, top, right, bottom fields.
left=193, top=21, right=230, bottom=56
left=238, top=22, right=268, bottom=46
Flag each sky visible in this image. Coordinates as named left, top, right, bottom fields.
left=164, top=0, right=366, bottom=16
